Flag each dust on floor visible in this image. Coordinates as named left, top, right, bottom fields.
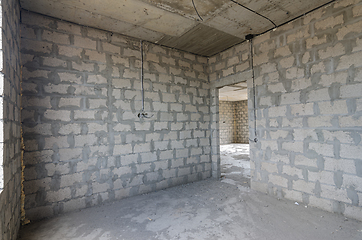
left=18, top=179, right=362, bottom=240
left=220, top=143, right=250, bottom=188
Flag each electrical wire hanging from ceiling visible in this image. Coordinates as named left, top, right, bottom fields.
left=192, top=0, right=203, bottom=21
left=138, top=40, right=153, bottom=119
left=245, top=34, right=258, bottom=143
left=229, top=0, right=277, bottom=28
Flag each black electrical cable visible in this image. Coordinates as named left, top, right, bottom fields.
left=192, top=0, right=203, bottom=21
left=138, top=40, right=152, bottom=119
left=229, top=0, right=277, bottom=28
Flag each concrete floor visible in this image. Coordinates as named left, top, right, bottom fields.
left=18, top=144, right=362, bottom=240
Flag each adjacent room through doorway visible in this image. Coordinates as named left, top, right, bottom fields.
left=218, top=82, right=250, bottom=188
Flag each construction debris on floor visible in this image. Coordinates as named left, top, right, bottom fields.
left=220, top=144, right=250, bottom=188
left=18, top=178, right=362, bottom=240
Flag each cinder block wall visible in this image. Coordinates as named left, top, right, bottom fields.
left=0, top=0, right=22, bottom=239
left=210, top=0, right=362, bottom=220
left=219, top=101, right=234, bottom=144
left=234, top=100, right=249, bottom=144
left=219, top=100, right=248, bottom=144
left=21, top=11, right=211, bottom=221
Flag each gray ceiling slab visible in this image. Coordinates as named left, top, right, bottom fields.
left=20, top=0, right=332, bottom=57
left=157, top=24, right=244, bottom=56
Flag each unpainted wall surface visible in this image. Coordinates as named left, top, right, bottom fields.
left=219, top=100, right=248, bottom=144
left=210, top=0, right=362, bottom=221
left=21, top=11, right=211, bottom=221
left=219, top=101, right=234, bottom=144
left=234, top=100, right=248, bottom=144
left=0, top=0, right=22, bottom=239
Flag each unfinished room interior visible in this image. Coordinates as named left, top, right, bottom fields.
left=0, top=0, right=362, bottom=239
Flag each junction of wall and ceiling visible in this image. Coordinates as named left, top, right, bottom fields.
left=20, top=0, right=332, bottom=56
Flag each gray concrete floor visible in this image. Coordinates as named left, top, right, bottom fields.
left=18, top=144, right=362, bottom=240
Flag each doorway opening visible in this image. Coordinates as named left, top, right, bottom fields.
left=218, top=82, right=250, bottom=188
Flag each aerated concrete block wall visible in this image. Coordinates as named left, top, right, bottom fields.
left=211, top=0, right=362, bottom=220
left=0, top=0, right=22, bottom=239
left=234, top=100, right=249, bottom=144
left=21, top=11, right=211, bottom=221
left=219, top=101, right=234, bottom=144
left=219, top=100, right=248, bottom=144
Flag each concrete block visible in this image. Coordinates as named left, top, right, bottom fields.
left=286, top=67, right=304, bottom=79
left=308, top=171, right=334, bottom=185
left=291, top=103, right=314, bottom=116
left=268, top=83, right=285, bottom=93
left=308, top=196, right=333, bottom=212
left=308, top=115, right=333, bottom=128
left=44, top=110, right=70, bottom=121
left=58, top=98, right=81, bottom=108
left=87, top=75, right=107, bottom=84
left=321, top=184, right=349, bottom=203
left=336, top=20, right=362, bottom=40
left=135, top=122, right=151, bottom=131
left=178, top=167, right=191, bottom=176
left=293, top=179, right=315, bottom=194
left=261, top=140, right=278, bottom=151
left=260, top=63, right=277, bottom=74
left=159, top=150, right=174, bottom=160
left=72, top=62, right=95, bottom=72
left=74, top=36, right=96, bottom=50
left=74, top=110, right=96, bottom=120
left=268, top=106, right=287, bottom=118
left=269, top=130, right=289, bottom=140
left=306, top=36, right=327, bottom=49
left=282, top=118, right=303, bottom=128
left=42, top=30, right=70, bottom=45
left=315, top=14, right=343, bottom=30
left=282, top=141, right=303, bottom=153
left=324, top=157, right=356, bottom=175
left=113, top=144, right=132, bottom=155
left=307, top=88, right=330, bottom=102
left=279, top=56, right=294, bottom=68
left=176, top=149, right=188, bottom=158
left=318, top=43, right=345, bottom=59
left=275, top=45, right=291, bottom=57
left=283, top=189, right=303, bottom=202
left=58, top=72, right=82, bottom=84
left=236, top=62, right=249, bottom=72
left=291, top=78, right=312, bottom=91
left=339, top=116, right=362, bottom=127
left=344, top=205, right=362, bottom=221
left=46, top=188, right=71, bottom=202
left=340, top=83, right=362, bottom=99
left=340, top=144, right=362, bottom=159
left=63, top=198, right=86, bottom=213
left=60, top=173, right=83, bottom=188
left=281, top=92, right=300, bottom=105
left=309, top=142, right=334, bottom=157
left=319, top=100, right=348, bottom=115
left=261, top=162, right=278, bottom=173
left=269, top=174, right=288, bottom=188
left=21, top=39, right=52, bottom=54
left=294, top=155, right=318, bottom=168
left=337, top=51, right=362, bottom=70
left=293, top=129, right=318, bottom=141
left=102, top=42, right=120, bottom=53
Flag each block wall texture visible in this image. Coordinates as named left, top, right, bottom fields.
left=234, top=100, right=249, bottom=144
left=210, top=0, right=362, bottom=221
left=21, top=11, right=211, bottom=221
left=219, top=101, right=234, bottom=144
left=0, top=0, right=22, bottom=239
left=219, top=100, right=248, bottom=144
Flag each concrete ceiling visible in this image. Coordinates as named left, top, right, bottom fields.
left=20, top=0, right=332, bottom=57
left=219, top=82, right=248, bottom=101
